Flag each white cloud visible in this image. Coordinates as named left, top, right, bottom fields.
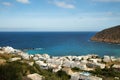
left=16, top=0, right=30, bottom=4
left=2, top=2, right=12, bottom=6
left=54, top=1, right=75, bottom=9
left=49, top=0, right=75, bottom=9
left=92, top=0, right=120, bottom=2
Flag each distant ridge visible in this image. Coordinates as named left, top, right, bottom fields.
left=91, top=25, right=120, bottom=44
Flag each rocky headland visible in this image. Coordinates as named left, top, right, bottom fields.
left=91, top=25, right=120, bottom=44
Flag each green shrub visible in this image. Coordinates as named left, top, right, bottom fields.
left=0, top=61, right=71, bottom=80
left=90, top=66, right=120, bottom=78
left=71, top=67, right=82, bottom=72
left=0, top=64, right=22, bottom=80
left=0, top=61, right=36, bottom=80
left=56, top=70, right=71, bottom=80
left=34, top=63, right=70, bottom=80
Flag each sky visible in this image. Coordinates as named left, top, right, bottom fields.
left=0, top=0, right=120, bottom=31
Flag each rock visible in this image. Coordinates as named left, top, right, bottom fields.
left=116, top=58, right=120, bottom=62
left=42, top=54, right=50, bottom=59
left=96, top=63, right=105, bottom=69
left=29, top=54, right=34, bottom=58
left=22, top=76, right=31, bottom=80
left=28, top=62, right=34, bottom=66
left=27, top=73, right=43, bottom=80
left=103, top=56, right=111, bottom=63
left=111, top=56, right=117, bottom=62
left=46, top=59, right=63, bottom=66
left=35, top=61, right=47, bottom=69
left=34, top=54, right=42, bottom=58
left=0, top=51, right=4, bottom=54
left=53, top=65, right=62, bottom=72
left=70, top=72, right=80, bottom=80
left=113, top=64, right=120, bottom=68
left=2, top=46, right=15, bottom=53
left=18, top=52, right=30, bottom=60
left=9, top=57, right=21, bottom=62
left=62, top=67, right=73, bottom=75
left=33, top=57, right=39, bottom=61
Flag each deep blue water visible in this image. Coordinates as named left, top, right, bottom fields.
left=0, top=32, right=120, bottom=56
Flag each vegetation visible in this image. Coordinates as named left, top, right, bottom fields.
left=0, top=53, right=70, bottom=80
left=0, top=53, right=12, bottom=60
left=71, top=67, right=82, bottom=72
left=0, top=53, right=21, bottom=60
left=91, top=25, right=120, bottom=44
left=34, top=63, right=70, bottom=80
left=0, top=61, right=35, bottom=80
left=89, top=65, right=120, bottom=80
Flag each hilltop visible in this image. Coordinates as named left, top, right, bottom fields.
left=91, top=25, right=120, bottom=44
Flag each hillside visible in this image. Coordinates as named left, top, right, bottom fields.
left=91, top=25, right=120, bottom=44
left=1, top=46, right=120, bottom=80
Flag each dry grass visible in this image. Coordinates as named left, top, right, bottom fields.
left=0, top=53, right=12, bottom=60
left=0, top=59, right=6, bottom=65
left=112, top=61, right=120, bottom=65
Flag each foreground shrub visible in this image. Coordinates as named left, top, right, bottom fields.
left=0, top=61, right=36, bottom=80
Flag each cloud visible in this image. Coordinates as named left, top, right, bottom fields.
left=106, top=12, right=120, bottom=16
left=16, top=0, right=30, bottom=4
left=49, top=0, right=75, bottom=9
left=54, top=1, right=75, bottom=9
left=92, top=0, right=120, bottom=2
left=2, top=2, right=12, bottom=6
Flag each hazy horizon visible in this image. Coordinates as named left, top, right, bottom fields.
left=0, top=0, right=120, bottom=31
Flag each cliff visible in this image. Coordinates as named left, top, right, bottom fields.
left=91, top=25, right=120, bottom=44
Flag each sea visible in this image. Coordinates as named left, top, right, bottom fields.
left=0, top=32, right=120, bottom=57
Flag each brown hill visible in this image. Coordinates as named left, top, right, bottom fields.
left=91, top=25, right=120, bottom=44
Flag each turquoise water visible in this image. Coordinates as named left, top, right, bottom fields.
left=0, top=32, right=119, bottom=56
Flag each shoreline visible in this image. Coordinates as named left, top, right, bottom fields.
left=0, top=46, right=120, bottom=80
left=0, top=32, right=119, bottom=57
left=23, top=48, right=120, bottom=58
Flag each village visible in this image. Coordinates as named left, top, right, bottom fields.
left=0, top=46, right=120, bottom=80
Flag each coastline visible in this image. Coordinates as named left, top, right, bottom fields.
left=0, top=32, right=119, bottom=57
left=0, top=46, right=120, bottom=80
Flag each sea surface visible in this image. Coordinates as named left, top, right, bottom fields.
left=0, top=32, right=120, bottom=57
